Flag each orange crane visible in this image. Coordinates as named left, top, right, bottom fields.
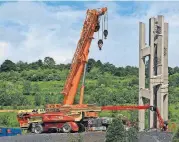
left=16, top=7, right=110, bottom=133
left=15, top=7, right=168, bottom=134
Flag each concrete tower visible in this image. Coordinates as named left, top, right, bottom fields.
left=138, top=15, right=168, bottom=131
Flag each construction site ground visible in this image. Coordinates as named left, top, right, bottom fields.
left=0, top=131, right=173, bottom=142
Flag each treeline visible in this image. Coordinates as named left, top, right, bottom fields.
left=0, top=57, right=179, bottom=106
left=0, top=57, right=70, bottom=72
left=1, top=57, right=178, bottom=77
left=0, top=57, right=138, bottom=81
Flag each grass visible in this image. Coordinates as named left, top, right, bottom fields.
left=0, top=112, right=19, bottom=127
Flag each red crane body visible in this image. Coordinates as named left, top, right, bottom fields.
left=17, top=104, right=168, bottom=133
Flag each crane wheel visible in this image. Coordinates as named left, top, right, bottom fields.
left=62, top=123, right=72, bottom=133
left=33, top=124, right=43, bottom=134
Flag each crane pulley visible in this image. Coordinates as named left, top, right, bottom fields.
left=96, top=9, right=108, bottom=49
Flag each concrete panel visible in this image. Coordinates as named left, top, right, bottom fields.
left=150, top=75, right=163, bottom=86
left=139, top=22, right=146, bottom=131
left=149, top=17, right=155, bottom=128
left=141, top=47, right=150, bottom=57
left=156, top=15, right=165, bottom=127
left=139, top=15, right=168, bottom=130
left=163, top=22, right=168, bottom=121
left=140, top=89, right=150, bottom=99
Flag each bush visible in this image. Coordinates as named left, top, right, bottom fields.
left=126, top=127, right=138, bottom=142
left=106, top=118, right=127, bottom=142
left=34, top=93, right=42, bottom=106
left=0, top=113, right=19, bottom=127
left=173, top=127, right=179, bottom=142
left=22, top=81, right=31, bottom=95
left=0, top=114, right=10, bottom=126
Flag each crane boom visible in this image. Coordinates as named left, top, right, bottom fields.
left=61, top=7, right=108, bottom=105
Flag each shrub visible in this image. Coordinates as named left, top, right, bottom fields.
left=106, top=118, right=127, bottom=142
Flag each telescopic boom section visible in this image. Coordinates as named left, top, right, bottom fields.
left=61, top=7, right=107, bottom=105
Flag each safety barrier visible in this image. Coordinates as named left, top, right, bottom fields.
left=0, top=128, right=21, bottom=137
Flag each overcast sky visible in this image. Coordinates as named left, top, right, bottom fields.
left=0, top=1, right=178, bottom=67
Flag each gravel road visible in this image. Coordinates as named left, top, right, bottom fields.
left=0, top=132, right=106, bottom=142
left=139, top=131, right=173, bottom=142
left=0, top=131, right=173, bottom=142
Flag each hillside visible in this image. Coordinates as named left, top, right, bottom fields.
left=0, top=57, right=178, bottom=130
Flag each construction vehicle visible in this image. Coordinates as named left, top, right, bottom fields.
left=17, top=7, right=109, bottom=134
left=17, top=104, right=168, bottom=133
left=15, top=7, right=168, bottom=134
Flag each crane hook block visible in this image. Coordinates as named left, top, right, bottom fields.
left=103, top=30, right=108, bottom=39
left=98, top=39, right=103, bottom=50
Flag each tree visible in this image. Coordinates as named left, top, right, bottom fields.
left=106, top=118, right=127, bottom=142
left=0, top=114, right=10, bottom=126
left=29, top=63, right=39, bottom=70
left=102, top=62, right=116, bottom=74
left=87, top=58, right=96, bottom=72
left=45, top=95, right=49, bottom=104
left=36, top=59, right=43, bottom=67
left=129, top=110, right=139, bottom=130
left=65, top=63, right=71, bottom=69
left=29, top=59, right=44, bottom=70
left=115, top=67, right=125, bottom=76
left=95, top=60, right=102, bottom=68
left=169, top=67, right=174, bottom=75
left=126, top=127, right=138, bottom=142
left=0, top=59, right=16, bottom=72
left=22, top=81, right=31, bottom=95
left=172, top=127, right=179, bottom=142
left=32, top=83, right=40, bottom=95
left=34, top=93, right=41, bottom=106
left=44, top=57, right=55, bottom=68
left=16, top=61, right=28, bottom=71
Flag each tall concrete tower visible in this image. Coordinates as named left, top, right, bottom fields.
left=138, top=15, right=168, bottom=131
